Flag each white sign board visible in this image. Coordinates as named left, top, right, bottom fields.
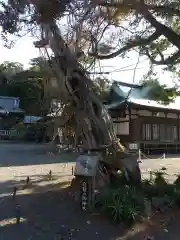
left=129, top=143, right=138, bottom=150
left=74, top=154, right=99, bottom=177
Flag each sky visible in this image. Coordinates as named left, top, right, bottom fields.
left=0, top=35, right=39, bottom=68
left=0, top=34, right=174, bottom=86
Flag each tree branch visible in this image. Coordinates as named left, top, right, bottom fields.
left=100, top=1, right=180, bottom=17
left=89, top=31, right=161, bottom=59
left=146, top=50, right=180, bottom=65
left=140, top=7, right=180, bottom=50
left=149, top=5, right=180, bottom=17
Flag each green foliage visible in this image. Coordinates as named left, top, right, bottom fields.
left=153, top=171, right=168, bottom=186
left=93, top=77, right=110, bottom=102
left=161, top=167, right=167, bottom=171
left=1, top=0, right=180, bottom=80
left=174, top=174, right=180, bottom=187
left=172, top=18, right=180, bottom=34
left=9, top=122, right=28, bottom=140
left=141, top=79, right=178, bottom=104
left=98, top=171, right=180, bottom=224
left=0, top=61, right=23, bottom=77
left=99, top=185, right=144, bottom=223
left=0, top=59, right=48, bottom=116
left=142, top=171, right=176, bottom=198
left=172, top=188, right=180, bottom=206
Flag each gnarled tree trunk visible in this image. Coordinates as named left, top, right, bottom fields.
left=34, top=20, right=141, bottom=184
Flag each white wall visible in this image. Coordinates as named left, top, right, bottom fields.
left=113, top=111, right=129, bottom=135
left=137, top=110, right=152, bottom=116
left=167, top=113, right=178, bottom=119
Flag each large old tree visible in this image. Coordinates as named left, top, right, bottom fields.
left=1, top=0, right=180, bottom=183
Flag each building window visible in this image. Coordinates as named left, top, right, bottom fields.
left=152, top=124, right=159, bottom=140
left=160, top=124, right=178, bottom=141
left=172, top=125, right=178, bottom=141
left=113, top=123, right=120, bottom=135
left=142, top=124, right=151, bottom=140
left=142, top=123, right=179, bottom=141
left=166, top=125, right=172, bottom=141
left=14, top=99, right=18, bottom=108
left=160, top=124, right=166, bottom=141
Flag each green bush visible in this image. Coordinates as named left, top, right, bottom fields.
left=153, top=171, right=167, bottom=186
left=99, top=186, right=144, bottom=223
left=172, top=188, right=180, bottom=206
left=9, top=122, right=28, bottom=140
left=161, top=167, right=167, bottom=171
left=97, top=171, right=180, bottom=224
left=174, top=175, right=180, bottom=188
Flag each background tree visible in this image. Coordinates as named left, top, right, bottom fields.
left=93, top=77, right=110, bottom=102
left=0, top=60, right=46, bottom=116
left=0, top=61, right=23, bottom=83
left=141, top=78, right=179, bottom=103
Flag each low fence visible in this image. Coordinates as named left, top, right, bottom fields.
left=0, top=130, right=11, bottom=140
left=138, top=149, right=166, bottom=161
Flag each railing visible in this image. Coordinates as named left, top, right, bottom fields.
left=138, top=149, right=166, bottom=161
left=0, top=130, right=11, bottom=140
left=0, top=130, right=10, bottom=136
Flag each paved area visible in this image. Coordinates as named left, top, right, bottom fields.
left=0, top=143, right=180, bottom=239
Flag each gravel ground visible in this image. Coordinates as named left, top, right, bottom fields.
left=0, top=143, right=120, bottom=240
left=140, top=157, right=180, bottom=182
left=1, top=143, right=180, bottom=240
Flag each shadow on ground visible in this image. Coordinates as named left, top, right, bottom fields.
left=0, top=143, right=78, bottom=167
left=0, top=174, right=72, bottom=196
left=0, top=152, right=77, bottom=167
left=0, top=179, right=124, bottom=240
left=2, top=179, right=180, bottom=240
left=1, top=178, right=180, bottom=240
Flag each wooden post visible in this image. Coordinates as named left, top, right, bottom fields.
left=150, top=171, right=153, bottom=182
left=48, top=170, right=52, bottom=180
left=13, top=186, right=17, bottom=201
left=15, top=205, right=21, bottom=224
left=138, top=149, right=141, bottom=161
left=26, top=176, right=30, bottom=186
left=91, top=175, right=96, bottom=209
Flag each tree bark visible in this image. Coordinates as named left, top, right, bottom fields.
left=34, top=21, right=141, bottom=184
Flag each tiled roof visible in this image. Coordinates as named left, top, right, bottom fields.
left=128, top=97, right=180, bottom=111
left=24, top=116, right=41, bottom=123
left=107, top=81, right=180, bottom=111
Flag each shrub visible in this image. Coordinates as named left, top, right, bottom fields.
left=9, top=122, right=28, bottom=140
left=174, top=175, right=180, bottom=188
left=161, top=167, right=167, bottom=171
left=153, top=171, right=167, bottom=186
left=98, top=170, right=180, bottom=224
left=99, top=185, right=144, bottom=223
left=172, top=188, right=180, bottom=206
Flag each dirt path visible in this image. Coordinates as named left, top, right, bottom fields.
left=1, top=143, right=180, bottom=240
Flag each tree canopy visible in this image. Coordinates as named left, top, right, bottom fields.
left=0, top=59, right=47, bottom=116
left=1, top=0, right=180, bottom=75
left=140, top=78, right=179, bottom=103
